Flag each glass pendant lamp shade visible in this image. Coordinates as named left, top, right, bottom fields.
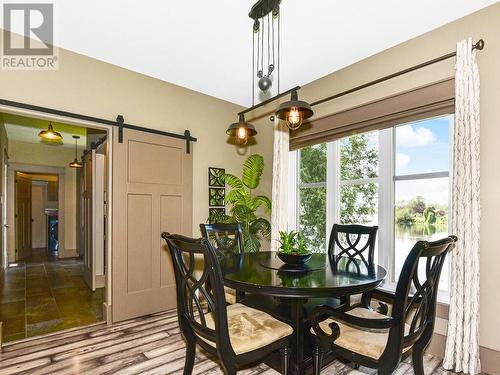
left=226, top=114, right=257, bottom=145
left=69, top=135, right=83, bottom=168
left=275, top=90, right=314, bottom=130
left=38, top=122, right=63, bottom=141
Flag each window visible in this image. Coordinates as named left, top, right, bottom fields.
left=295, top=144, right=327, bottom=253
left=289, top=114, right=453, bottom=301
left=339, top=132, right=379, bottom=226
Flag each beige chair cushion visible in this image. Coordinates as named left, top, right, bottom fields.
left=197, top=303, right=293, bottom=355
left=224, top=287, right=237, bottom=305
left=312, top=307, right=411, bottom=360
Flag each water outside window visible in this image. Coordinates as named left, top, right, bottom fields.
left=394, top=116, right=452, bottom=295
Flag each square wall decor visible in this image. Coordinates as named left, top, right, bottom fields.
left=209, top=187, right=225, bottom=207
left=208, top=167, right=225, bottom=187
left=209, top=207, right=226, bottom=224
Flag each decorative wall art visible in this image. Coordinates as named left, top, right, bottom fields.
left=209, top=187, right=225, bottom=207
left=208, top=167, right=225, bottom=223
left=208, top=167, right=225, bottom=187
left=208, top=207, right=226, bottom=224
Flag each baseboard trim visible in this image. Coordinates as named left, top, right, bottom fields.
left=103, top=302, right=112, bottom=325
left=427, top=333, right=500, bottom=375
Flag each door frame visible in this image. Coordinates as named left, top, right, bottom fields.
left=1, top=149, right=8, bottom=269
left=8, top=164, right=65, bottom=261
left=0, top=105, right=114, bottom=323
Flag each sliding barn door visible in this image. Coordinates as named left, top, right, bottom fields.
left=83, top=150, right=106, bottom=291
left=83, top=153, right=94, bottom=289
left=112, top=128, right=193, bottom=322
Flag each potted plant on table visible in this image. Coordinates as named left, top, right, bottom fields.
left=277, top=230, right=312, bottom=266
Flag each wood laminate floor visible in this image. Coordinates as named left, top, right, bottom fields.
left=0, top=308, right=461, bottom=375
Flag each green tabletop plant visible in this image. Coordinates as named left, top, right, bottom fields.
left=278, top=230, right=309, bottom=255
left=277, top=230, right=312, bottom=265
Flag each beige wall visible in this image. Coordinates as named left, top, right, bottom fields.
left=0, top=29, right=274, bottom=239
left=274, top=2, right=500, bottom=358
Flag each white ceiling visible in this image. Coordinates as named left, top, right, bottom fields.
left=3, top=0, right=498, bottom=106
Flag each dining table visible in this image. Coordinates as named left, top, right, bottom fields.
left=220, top=251, right=387, bottom=375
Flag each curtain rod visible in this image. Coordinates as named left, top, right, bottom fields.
left=310, top=39, right=485, bottom=107
left=236, top=39, right=484, bottom=118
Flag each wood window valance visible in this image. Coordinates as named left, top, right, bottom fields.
left=289, top=78, right=455, bottom=150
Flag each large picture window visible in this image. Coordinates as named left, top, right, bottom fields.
left=289, top=114, right=453, bottom=300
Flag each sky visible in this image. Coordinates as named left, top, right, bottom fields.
left=394, top=115, right=452, bottom=205
left=395, top=116, right=451, bottom=175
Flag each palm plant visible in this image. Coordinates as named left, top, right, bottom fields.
left=213, top=154, right=271, bottom=252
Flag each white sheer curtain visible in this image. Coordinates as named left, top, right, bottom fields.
left=270, top=120, right=289, bottom=251
left=443, top=38, right=481, bottom=375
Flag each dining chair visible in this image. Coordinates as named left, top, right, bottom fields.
left=200, top=223, right=244, bottom=304
left=310, top=236, right=457, bottom=375
left=162, top=232, right=292, bottom=375
left=328, top=224, right=378, bottom=305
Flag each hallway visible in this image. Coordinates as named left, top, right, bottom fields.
left=0, top=249, right=104, bottom=342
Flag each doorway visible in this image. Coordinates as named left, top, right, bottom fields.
left=0, top=112, right=109, bottom=343
left=0, top=102, right=194, bottom=343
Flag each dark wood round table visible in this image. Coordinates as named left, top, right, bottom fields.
left=220, top=251, right=387, bottom=374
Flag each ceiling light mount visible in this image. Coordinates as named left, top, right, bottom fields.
left=249, top=0, right=281, bottom=21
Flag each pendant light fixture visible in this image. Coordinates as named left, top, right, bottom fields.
left=227, top=0, right=313, bottom=143
left=226, top=114, right=257, bottom=145
left=38, top=121, right=63, bottom=141
left=69, top=135, right=83, bottom=168
left=275, top=89, right=314, bottom=130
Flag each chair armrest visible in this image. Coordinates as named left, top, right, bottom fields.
left=311, top=304, right=400, bottom=349
left=357, top=288, right=392, bottom=314
left=370, top=288, right=423, bottom=312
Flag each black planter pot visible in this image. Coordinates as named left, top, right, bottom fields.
left=277, top=252, right=312, bottom=266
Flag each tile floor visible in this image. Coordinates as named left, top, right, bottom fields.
left=0, top=248, right=104, bottom=342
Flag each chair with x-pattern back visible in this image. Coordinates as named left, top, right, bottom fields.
left=200, top=223, right=244, bottom=304
left=162, top=232, right=292, bottom=375
left=311, top=236, right=457, bottom=375
left=328, top=224, right=378, bottom=271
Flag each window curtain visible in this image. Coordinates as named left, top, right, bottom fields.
left=270, top=119, right=289, bottom=251
left=443, top=38, right=481, bottom=375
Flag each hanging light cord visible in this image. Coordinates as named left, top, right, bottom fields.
left=271, top=8, right=275, bottom=71
left=252, top=25, right=255, bottom=106
left=267, top=11, right=270, bottom=75
left=260, top=15, right=264, bottom=75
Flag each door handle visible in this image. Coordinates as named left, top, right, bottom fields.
left=3, top=224, right=9, bottom=228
